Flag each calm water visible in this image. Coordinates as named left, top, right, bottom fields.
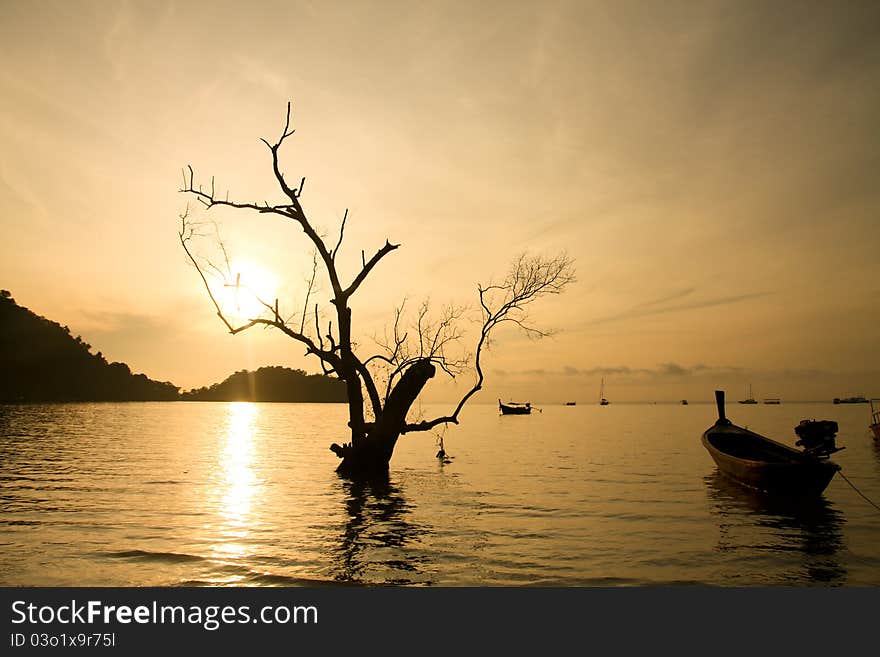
left=1, top=401, right=879, bottom=586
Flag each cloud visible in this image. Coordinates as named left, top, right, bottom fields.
left=77, top=310, right=174, bottom=336
left=497, top=362, right=747, bottom=380
left=631, top=288, right=696, bottom=309
left=658, top=362, right=689, bottom=376
left=583, top=290, right=771, bottom=327
left=486, top=362, right=880, bottom=391
left=233, top=55, right=289, bottom=97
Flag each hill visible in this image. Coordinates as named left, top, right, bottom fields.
left=0, top=290, right=179, bottom=401
left=181, top=366, right=347, bottom=402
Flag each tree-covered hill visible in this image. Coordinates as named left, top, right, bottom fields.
left=181, top=366, right=347, bottom=402
left=0, top=290, right=179, bottom=401
left=0, top=290, right=345, bottom=404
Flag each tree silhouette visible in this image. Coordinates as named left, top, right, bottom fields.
left=179, top=104, right=574, bottom=477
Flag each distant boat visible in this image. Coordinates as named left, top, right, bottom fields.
left=565, top=401, right=576, bottom=406
left=599, top=378, right=609, bottom=406
left=499, top=399, right=531, bottom=415
left=763, top=398, right=781, bottom=405
left=702, top=391, right=841, bottom=495
left=833, top=396, right=868, bottom=404
left=870, top=400, right=880, bottom=441
left=738, top=384, right=758, bottom=405
left=681, top=399, right=688, bottom=405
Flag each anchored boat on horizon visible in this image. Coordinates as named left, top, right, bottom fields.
left=833, top=396, right=869, bottom=404
left=738, top=384, right=758, bottom=404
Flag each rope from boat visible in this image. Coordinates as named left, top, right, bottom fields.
left=838, top=470, right=880, bottom=513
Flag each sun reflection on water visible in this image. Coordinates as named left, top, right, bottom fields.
left=211, top=402, right=260, bottom=563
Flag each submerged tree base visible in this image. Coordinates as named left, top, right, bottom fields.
left=333, top=443, right=393, bottom=479
left=331, top=359, right=437, bottom=479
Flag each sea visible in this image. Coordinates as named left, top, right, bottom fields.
left=1, top=401, right=879, bottom=586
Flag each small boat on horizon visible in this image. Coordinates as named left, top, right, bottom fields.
left=565, top=401, right=576, bottom=406
left=763, top=398, right=781, bottom=405
left=681, top=399, right=688, bottom=405
left=738, top=384, right=758, bottom=404
left=599, top=378, right=609, bottom=406
left=701, top=391, right=841, bottom=496
left=833, top=396, right=869, bottom=404
left=499, top=399, right=531, bottom=415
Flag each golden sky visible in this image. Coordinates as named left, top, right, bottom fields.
left=1, top=0, right=878, bottom=402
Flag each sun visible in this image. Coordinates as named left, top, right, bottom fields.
left=219, top=260, right=279, bottom=321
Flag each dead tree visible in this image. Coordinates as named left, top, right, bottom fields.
left=179, top=103, right=575, bottom=478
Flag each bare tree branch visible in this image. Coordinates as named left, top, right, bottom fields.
left=343, top=239, right=399, bottom=299
left=178, top=210, right=341, bottom=369
left=365, top=297, right=469, bottom=407
left=332, top=208, right=348, bottom=261
left=300, top=253, right=319, bottom=335
left=403, top=253, right=575, bottom=433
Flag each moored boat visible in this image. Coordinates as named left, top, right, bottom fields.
left=681, top=399, right=688, bottom=405
left=763, top=397, right=781, bottom=405
left=701, top=391, right=841, bottom=495
left=598, top=378, right=609, bottom=406
left=499, top=399, right=531, bottom=415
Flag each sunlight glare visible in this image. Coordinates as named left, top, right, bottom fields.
left=219, top=260, right=279, bottom=322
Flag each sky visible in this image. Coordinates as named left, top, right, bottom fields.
left=1, top=0, right=878, bottom=403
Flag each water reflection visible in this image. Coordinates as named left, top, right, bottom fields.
left=705, top=472, right=846, bottom=584
left=333, top=475, right=430, bottom=585
left=209, top=402, right=260, bottom=562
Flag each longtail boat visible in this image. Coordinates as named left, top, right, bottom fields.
left=499, top=399, right=531, bottom=415
left=701, top=391, right=840, bottom=496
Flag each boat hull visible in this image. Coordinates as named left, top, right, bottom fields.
left=702, top=422, right=839, bottom=496
left=499, top=402, right=530, bottom=415
left=871, top=423, right=880, bottom=441
left=500, top=406, right=530, bottom=415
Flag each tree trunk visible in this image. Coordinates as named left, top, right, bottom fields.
left=332, top=359, right=436, bottom=478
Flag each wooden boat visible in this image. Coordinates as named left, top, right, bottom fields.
left=681, top=399, right=688, bottom=405
left=870, top=399, right=880, bottom=441
left=499, top=399, right=531, bottom=415
left=598, top=378, right=609, bottom=406
left=701, top=391, right=840, bottom=495
left=565, top=401, right=576, bottom=406
left=763, top=398, right=781, bottom=405
left=738, top=384, right=758, bottom=404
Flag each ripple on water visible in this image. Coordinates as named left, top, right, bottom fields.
left=0, top=402, right=878, bottom=585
